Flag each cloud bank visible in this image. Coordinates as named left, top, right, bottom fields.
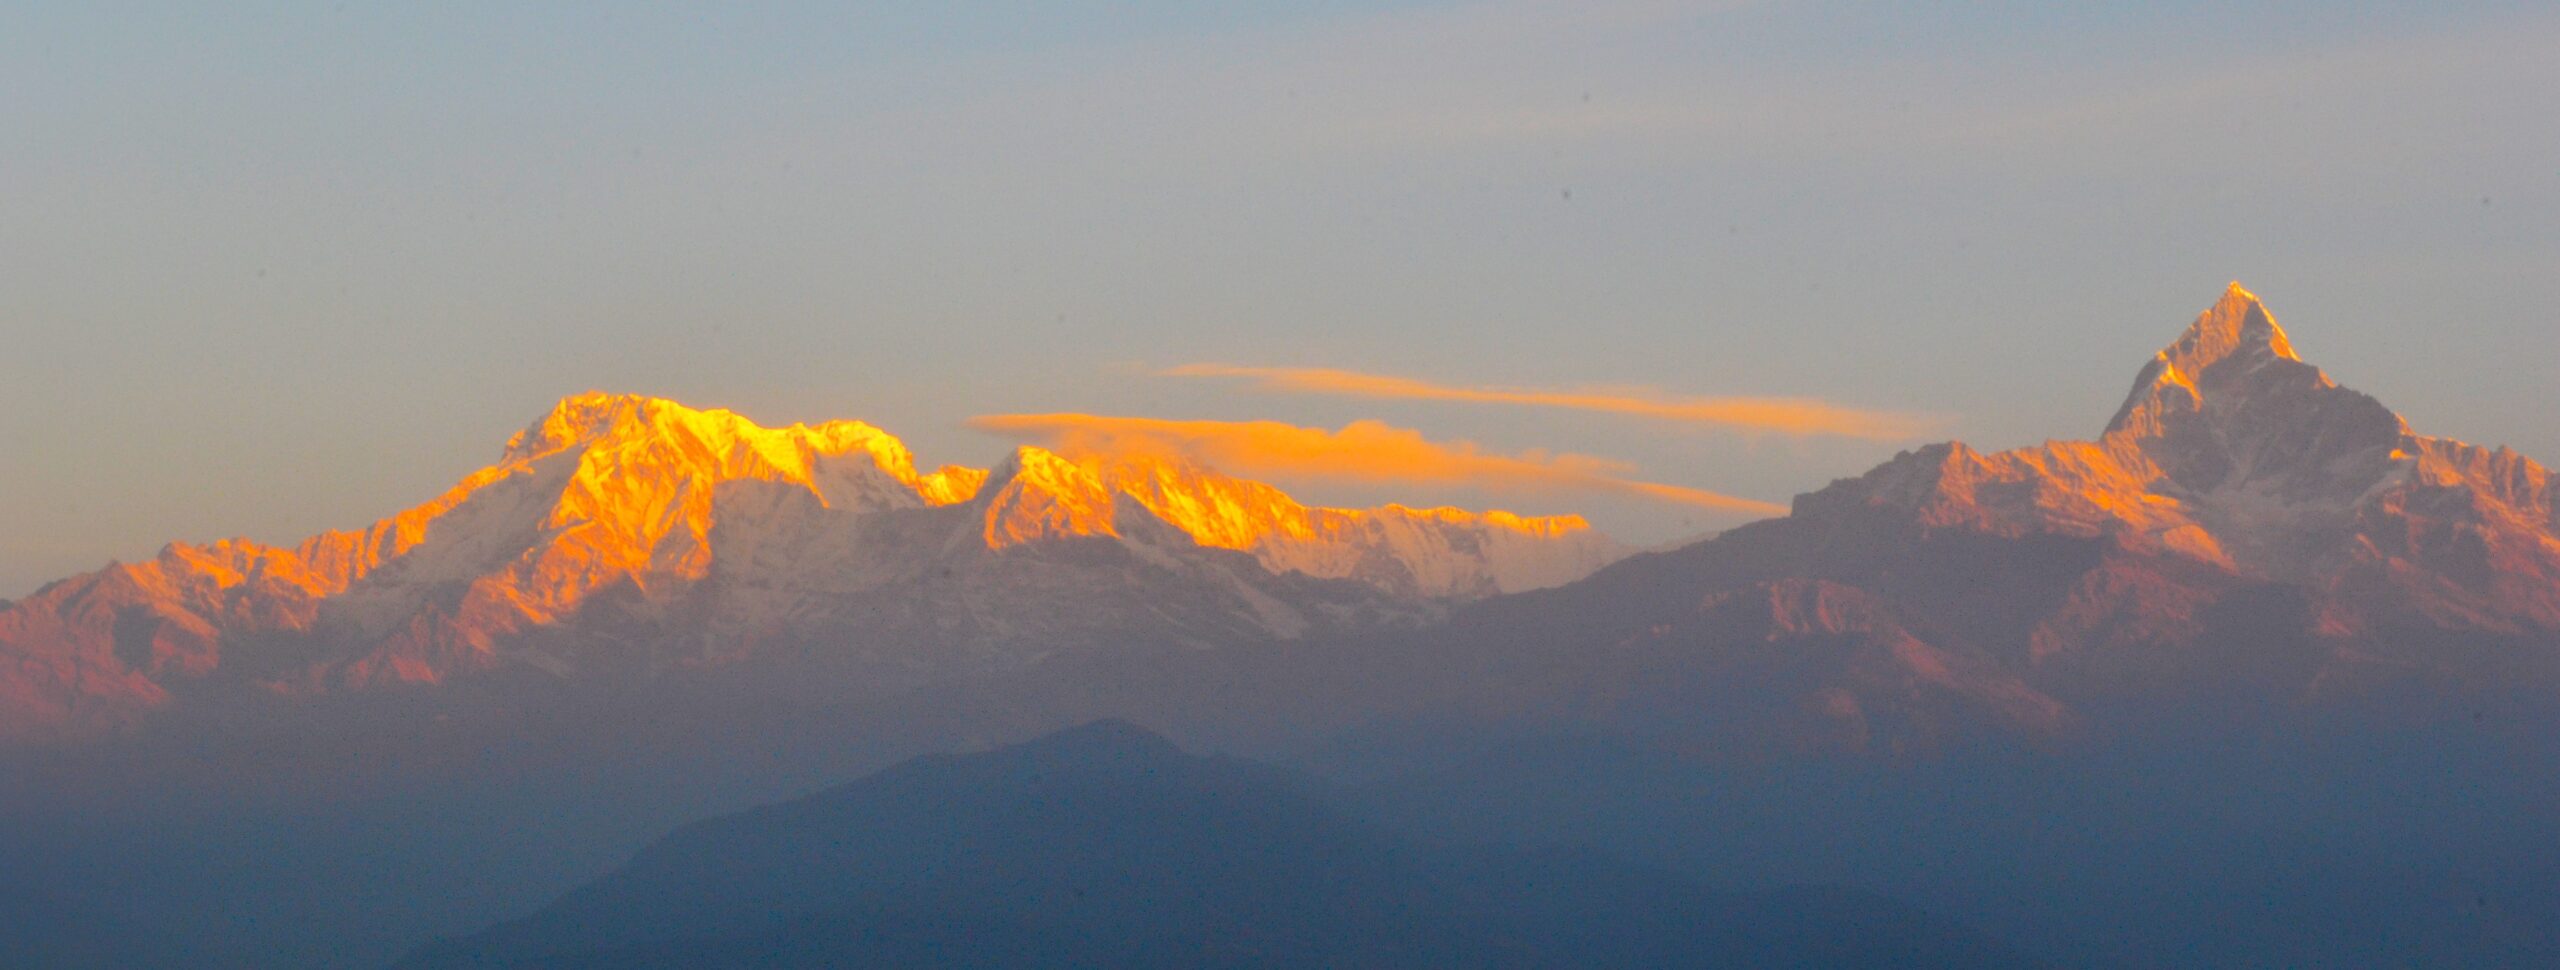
left=1162, top=364, right=1942, bottom=441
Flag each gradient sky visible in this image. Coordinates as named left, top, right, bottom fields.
left=4, top=0, right=2556, bottom=597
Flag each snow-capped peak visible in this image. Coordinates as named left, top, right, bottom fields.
left=0, top=394, right=1637, bottom=734
left=2195, top=282, right=2297, bottom=362
left=975, top=445, right=1128, bottom=547
left=972, top=444, right=1629, bottom=597
left=1801, top=283, right=2560, bottom=633
left=500, top=392, right=970, bottom=503
left=2104, top=282, right=2305, bottom=434
left=2096, top=284, right=2410, bottom=503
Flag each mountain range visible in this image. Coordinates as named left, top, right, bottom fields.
left=0, top=395, right=1623, bottom=741
left=3, top=283, right=2558, bottom=968
left=5, top=281, right=2555, bottom=753
left=1321, top=283, right=2560, bottom=755
left=9, top=283, right=2559, bottom=751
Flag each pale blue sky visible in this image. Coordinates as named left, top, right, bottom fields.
left=4, top=1, right=2556, bottom=596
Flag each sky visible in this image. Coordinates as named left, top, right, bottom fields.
left=3, top=0, right=2556, bottom=598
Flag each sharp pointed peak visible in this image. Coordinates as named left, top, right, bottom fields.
left=2104, top=283, right=2310, bottom=434
left=2176, top=281, right=2298, bottom=365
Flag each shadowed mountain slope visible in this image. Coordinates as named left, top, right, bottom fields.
left=401, top=720, right=2040, bottom=970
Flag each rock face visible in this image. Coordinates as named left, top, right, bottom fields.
left=0, top=394, right=1629, bottom=742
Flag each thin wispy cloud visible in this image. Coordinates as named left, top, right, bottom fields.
left=967, top=413, right=1787, bottom=517
left=1162, top=364, right=1943, bottom=441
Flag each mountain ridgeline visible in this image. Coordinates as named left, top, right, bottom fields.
left=2, top=284, right=2557, bottom=969
left=1306, top=282, right=2560, bottom=757
left=0, top=396, right=1625, bottom=741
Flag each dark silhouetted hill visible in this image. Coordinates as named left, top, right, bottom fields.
left=402, top=720, right=2038, bottom=970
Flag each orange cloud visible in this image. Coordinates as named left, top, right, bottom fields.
left=1162, top=364, right=1943, bottom=441
left=967, top=413, right=1787, bottom=517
